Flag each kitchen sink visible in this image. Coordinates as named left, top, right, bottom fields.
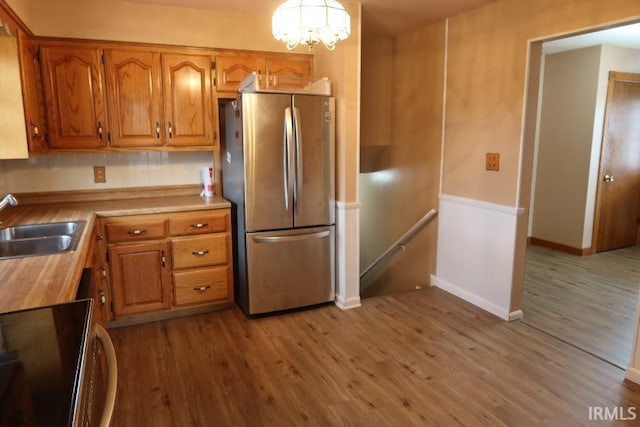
left=0, top=221, right=86, bottom=259
left=0, top=221, right=81, bottom=240
left=0, top=235, right=73, bottom=258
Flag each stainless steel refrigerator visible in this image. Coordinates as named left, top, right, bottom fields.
left=221, top=92, right=335, bottom=315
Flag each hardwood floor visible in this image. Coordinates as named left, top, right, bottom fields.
left=522, top=244, right=640, bottom=368
left=109, top=288, right=640, bottom=426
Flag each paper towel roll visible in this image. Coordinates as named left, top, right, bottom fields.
left=200, top=167, right=214, bottom=198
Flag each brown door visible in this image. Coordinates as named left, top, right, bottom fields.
left=16, top=29, right=46, bottom=152
left=40, top=44, right=108, bottom=149
left=104, top=49, right=163, bottom=148
left=215, top=54, right=265, bottom=94
left=265, top=57, right=312, bottom=90
left=162, top=53, right=215, bottom=147
left=109, top=241, right=172, bottom=317
left=593, top=72, right=640, bottom=252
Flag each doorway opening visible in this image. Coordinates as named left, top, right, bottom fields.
left=519, top=22, right=640, bottom=369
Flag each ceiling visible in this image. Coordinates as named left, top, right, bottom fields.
left=543, top=22, right=640, bottom=54
left=125, top=0, right=498, bottom=35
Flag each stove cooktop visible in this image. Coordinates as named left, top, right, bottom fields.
left=0, top=300, right=91, bottom=427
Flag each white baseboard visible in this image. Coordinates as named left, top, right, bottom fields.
left=335, top=294, right=362, bottom=310
left=509, top=310, right=523, bottom=321
left=431, top=274, right=511, bottom=320
left=626, top=367, right=640, bottom=385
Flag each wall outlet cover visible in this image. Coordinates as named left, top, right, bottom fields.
left=93, top=166, right=107, bottom=183
left=486, top=153, right=500, bottom=171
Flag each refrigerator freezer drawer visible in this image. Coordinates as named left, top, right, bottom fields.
left=246, top=226, right=335, bottom=314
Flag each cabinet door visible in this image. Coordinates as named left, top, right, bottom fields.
left=104, top=49, right=163, bottom=147
left=162, top=53, right=215, bottom=147
left=40, top=45, right=108, bottom=149
left=265, top=57, right=312, bottom=90
left=16, top=29, right=46, bottom=152
left=109, top=241, right=172, bottom=317
left=215, top=54, right=265, bottom=94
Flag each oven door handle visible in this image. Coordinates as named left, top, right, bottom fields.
left=95, top=324, right=117, bottom=427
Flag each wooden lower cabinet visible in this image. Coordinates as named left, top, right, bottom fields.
left=174, top=266, right=230, bottom=306
left=100, top=208, right=233, bottom=323
left=109, top=241, right=173, bottom=317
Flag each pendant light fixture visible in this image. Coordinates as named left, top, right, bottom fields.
left=272, top=0, right=351, bottom=51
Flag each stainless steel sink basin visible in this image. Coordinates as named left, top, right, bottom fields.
left=0, top=235, right=73, bottom=258
left=0, top=221, right=81, bottom=240
left=0, top=221, right=86, bottom=259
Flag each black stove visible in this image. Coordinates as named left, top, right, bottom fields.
left=0, top=300, right=91, bottom=427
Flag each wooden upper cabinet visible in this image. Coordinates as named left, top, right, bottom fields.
left=104, top=49, right=163, bottom=148
left=265, top=57, right=312, bottom=90
left=162, top=53, right=215, bottom=147
left=16, top=29, right=46, bottom=153
left=40, top=44, right=108, bottom=149
left=215, top=54, right=265, bottom=95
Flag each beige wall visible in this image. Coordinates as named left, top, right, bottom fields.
left=360, top=21, right=444, bottom=295
left=443, top=0, right=640, bottom=207
left=529, top=44, right=640, bottom=250
left=531, top=46, right=601, bottom=249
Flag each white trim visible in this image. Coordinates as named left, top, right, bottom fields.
left=439, top=193, right=521, bottom=216
left=515, top=40, right=534, bottom=207
left=528, top=16, right=640, bottom=44
left=626, top=367, right=640, bottom=385
left=509, top=310, right=523, bottom=321
left=336, top=201, right=360, bottom=210
left=335, top=294, right=361, bottom=310
left=335, top=200, right=360, bottom=311
left=431, top=275, right=511, bottom=320
left=439, top=18, right=449, bottom=195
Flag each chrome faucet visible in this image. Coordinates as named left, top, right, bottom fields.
left=0, top=194, right=18, bottom=213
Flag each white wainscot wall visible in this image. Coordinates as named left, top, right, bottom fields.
left=432, top=194, right=523, bottom=321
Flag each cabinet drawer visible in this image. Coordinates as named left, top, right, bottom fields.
left=172, top=234, right=227, bottom=269
left=169, top=210, right=228, bottom=236
left=105, top=219, right=167, bottom=243
left=174, top=267, right=230, bottom=306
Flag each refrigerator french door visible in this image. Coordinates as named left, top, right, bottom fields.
left=222, top=92, right=335, bottom=315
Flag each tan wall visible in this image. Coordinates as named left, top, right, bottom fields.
left=531, top=46, right=601, bottom=249
left=443, top=0, right=640, bottom=207
left=314, top=1, right=361, bottom=203
left=360, top=20, right=444, bottom=295
left=360, top=33, right=392, bottom=147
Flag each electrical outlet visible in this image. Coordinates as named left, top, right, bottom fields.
left=93, top=166, right=106, bottom=183
left=486, top=153, right=500, bottom=171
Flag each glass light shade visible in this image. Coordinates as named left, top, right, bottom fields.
left=272, top=0, right=351, bottom=51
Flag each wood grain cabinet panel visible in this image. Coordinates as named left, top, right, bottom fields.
left=265, top=57, right=312, bottom=90
left=40, top=44, right=108, bottom=149
left=173, top=266, right=230, bottom=306
left=16, top=29, right=46, bottom=152
left=168, top=210, right=228, bottom=236
left=162, top=53, right=216, bottom=147
left=109, top=241, right=172, bottom=316
left=105, top=218, right=167, bottom=243
left=172, top=234, right=228, bottom=269
left=104, top=49, right=163, bottom=148
left=215, top=54, right=265, bottom=95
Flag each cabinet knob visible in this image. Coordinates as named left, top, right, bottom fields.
left=98, top=289, right=106, bottom=306
left=127, top=229, right=147, bottom=236
left=190, top=223, right=208, bottom=229
left=97, top=121, right=104, bottom=141
left=168, top=122, right=173, bottom=138
left=193, top=285, right=211, bottom=293
left=191, top=250, right=209, bottom=257
left=155, top=122, right=161, bottom=139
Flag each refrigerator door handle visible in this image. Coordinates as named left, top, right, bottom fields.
left=293, top=107, right=303, bottom=208
left=283, top=107, right=294, bottom=211
left=252, top=230, right=330, bottom=243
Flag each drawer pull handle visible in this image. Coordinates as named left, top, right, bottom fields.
left=193, top=285, right=211, bottom=293
left=192, top=250, right=209, bottom=257
left=190, top=223, right=208, bottom=229
left=127, top=229, right=147, bottom=236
